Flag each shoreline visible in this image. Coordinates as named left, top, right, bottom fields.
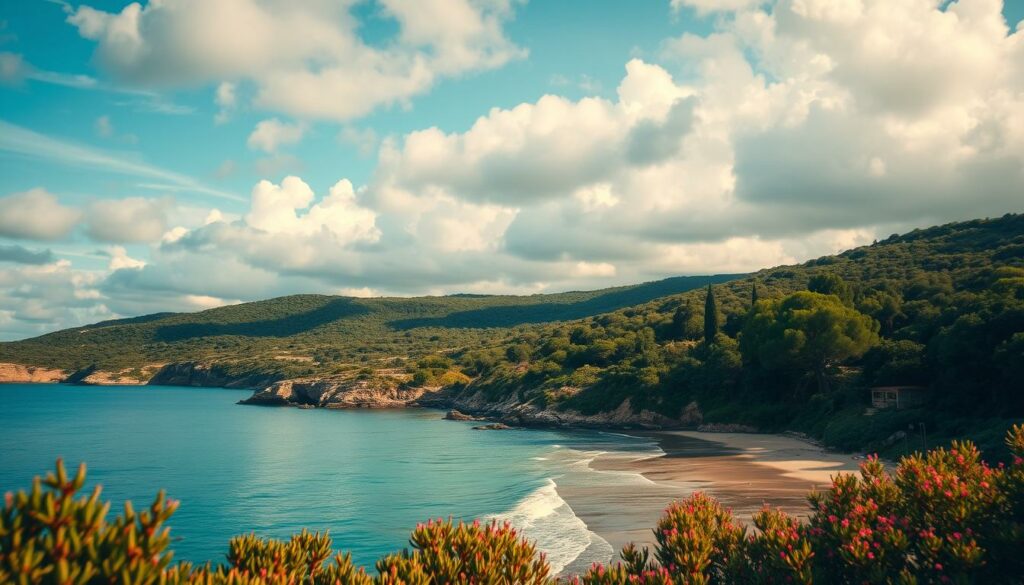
left=555, top=430, right=866, bottom=563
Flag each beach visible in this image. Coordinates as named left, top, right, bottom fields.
left=557, top=430, right=867, bottom=565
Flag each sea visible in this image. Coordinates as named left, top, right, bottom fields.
left=0, top=383, right=664, bottom=575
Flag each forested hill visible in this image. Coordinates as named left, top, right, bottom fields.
left=0, top=273, right=738, bottom=377
left=449, top=213, right=1024, bottom=456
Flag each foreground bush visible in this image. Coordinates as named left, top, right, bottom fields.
left=2, top=425, right=1022, bottom=584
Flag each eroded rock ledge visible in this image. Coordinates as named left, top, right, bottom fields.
left=240, top=376, right=440, bottom=409
left=239, top=374, right=706, bottom=430
left=0, top=363, right=66, bottom=383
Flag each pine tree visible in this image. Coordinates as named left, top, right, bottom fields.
left=704, top=284, right=719, bottom=345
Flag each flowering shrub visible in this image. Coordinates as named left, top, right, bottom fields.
left=651, top=492, right=746, bottom=584
left=2, top=424, right=1023, bottom=584
left=741, top=507, right=814, bottom=584
left=375, top=518, right=552, bottom=584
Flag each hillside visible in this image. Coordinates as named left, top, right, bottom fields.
left=442, top=213, right=1024, bottom=457
left=0, top=274, right=738, bottom=382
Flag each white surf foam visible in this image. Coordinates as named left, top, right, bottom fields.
left=489, top=478, right=613, bottom=575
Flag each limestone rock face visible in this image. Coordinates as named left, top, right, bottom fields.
left=0, top=363, right=66, bottom=383
left=240, top=376, right=438, bottom=409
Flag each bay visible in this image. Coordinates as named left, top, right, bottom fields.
left=0, top=383, right=659, bottom=573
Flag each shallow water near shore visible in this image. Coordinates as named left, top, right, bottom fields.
left=0, top=383, right=665, bottom=574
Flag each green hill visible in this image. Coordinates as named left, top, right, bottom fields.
left=0, top=274, right=738, bottom=379
left=450, top=213, right=1024, bottom=457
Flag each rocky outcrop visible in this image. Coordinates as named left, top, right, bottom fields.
left=240, top=376, right=440, bottom=409
left=148, top=362, right=278, bottom=389
left=472, top=423, right=512, bottom=430
left=427, top=390, right=705, bottom=430
left=444, top=409, right=480, bottom=421
left=0, top=363, right=66, bottom=383
left=239, top=369, right=708, bottom=430
left=67, top=364, right=148, bottom=385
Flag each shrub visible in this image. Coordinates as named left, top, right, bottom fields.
left=376, top=518, right=552, bottom=584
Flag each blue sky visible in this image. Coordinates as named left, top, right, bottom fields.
left=1, top=0, right=1023, bottom=339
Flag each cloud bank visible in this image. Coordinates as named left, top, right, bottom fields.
left=2, top=0, right=1022, bottom=339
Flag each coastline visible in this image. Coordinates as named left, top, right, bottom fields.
left=555, top=430, right=866, bottom=563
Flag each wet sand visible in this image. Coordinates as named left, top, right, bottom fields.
left=557, top=431, right=866, bottom=562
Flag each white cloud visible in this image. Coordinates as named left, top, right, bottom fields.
left=0, top=260, right=110, bottom=340
left=106, top=245, right=146, bottom=270
left=66, top=0, right=525, bottom=121
left=85, top=197, right=172, bottom=243
left=247, top=119, right=306, bottom=153
left=0, top=188, right=81, bottom=241
left=245, top=176, right=380, bottom=243
left=7, top=0, right=1024, bottom=338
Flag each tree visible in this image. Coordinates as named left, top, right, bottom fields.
left=751, top=280, right=759, bottom=308
left=671, top=301, right=701, bottom=341
left=808, top=272, right=853, bottom=305
left=704, top=284, right=719, bottom=345
left=506, top=343, right=531, bottom=363
left=740, top=291, right=879, bottom=394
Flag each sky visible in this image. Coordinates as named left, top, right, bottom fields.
left=0, top=0, right=1022, bottom=340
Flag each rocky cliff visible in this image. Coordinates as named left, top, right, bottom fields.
left=240, top=375, right=438, bottom=408
left=239, top=372, right=704, bottom=430
left=147, top=362, right=279, bottom=389
left=424, top=390, right=704, bottom=430
left=0, top=363, right=66, bottom=383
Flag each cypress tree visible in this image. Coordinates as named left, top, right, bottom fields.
left=703, top=284, right=718, bottom=344
left=751, top=281, right=759, bottom=308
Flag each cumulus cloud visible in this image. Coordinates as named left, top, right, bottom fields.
left=85, top=197, right=172, bottom=243
left=247, top=119, right=306, bottom=153
left=7, top=0, right=1024, bottom=339
left=0, top=260, right=109, bottom=340
left=0, top=188, right=82, bottom=241
left=65, top=0, right=525, bottom=121
left=105, top=246, right=146, bottom=270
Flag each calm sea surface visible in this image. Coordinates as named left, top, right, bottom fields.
left=0, top=384, right=659, bottom=573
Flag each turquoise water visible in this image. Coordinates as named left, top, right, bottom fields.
left=0, top=384, right=658, bottom=572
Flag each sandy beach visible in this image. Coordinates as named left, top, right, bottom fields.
left=557, top=431, right=868, bottom=565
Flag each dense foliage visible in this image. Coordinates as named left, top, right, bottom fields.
left=3, top=425, right=1023, bottom=583
left=0, top=276, right=733, bottom=381
left=454, top=214, right=1024, bottom=457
